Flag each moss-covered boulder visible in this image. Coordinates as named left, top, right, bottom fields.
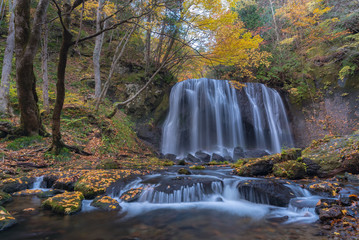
left=74, top=170, right=138, bottom=199
left=302, top=133, right=359, bottom=176
left=0, top=191, right=12, bottom=205
left=280, top=148, right=302, bottom=161
left=42, top=191, right=84, bottom=215
left=178, top=168, right=191, bottom=175
left=120, top=187, right=144, bottom=202
left=273, top=160, right=307, bottom=179
left=1, top=177, right=34, bottom=193
left=234, top=157, right=273, bottom=176
left=37, top=190, right=61, bottom=199
left=91, top=196, right=121, bottom=211
left=0, top=207, right=16, bottom=231
left=52, top=176, right=79, bottom=191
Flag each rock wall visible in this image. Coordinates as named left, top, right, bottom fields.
left=288, top=88, right=359, bottom=148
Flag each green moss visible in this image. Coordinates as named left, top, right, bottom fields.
left=96, top=159, right=119, bottom=169
left=178, top=168, right=191, bottom=175
left=189, top=165, right=205, bottom=170
left=0, top=206, right=17, bottom=231
left=0, top=191, right=12, bottom=205
left=6, top=135, right=44, bottom=150
left=273, top=160, right=307, bottom=179
left=42, top=191, right=84, bottom=215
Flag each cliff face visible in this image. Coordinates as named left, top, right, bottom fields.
left=288, top=88, right=359, bottom=148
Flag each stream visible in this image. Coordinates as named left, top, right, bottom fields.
left=0, top=167, right=327, bottom=240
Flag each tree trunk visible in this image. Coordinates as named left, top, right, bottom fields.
left=41, top=13, right=49, bottom=113
left=93, top=0, right=106, bottom=99
left=15, top=0, right=48, bottom=136
left=51, top=0, right=72, bottom=153
left=0, top=0, right=16, bottom=116
left=144, top=14, right=152, bottom=76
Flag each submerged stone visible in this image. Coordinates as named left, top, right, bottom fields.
left=0, top=191, right=12, bottom=205
left=42, top=191, right=84, bottom=215
left=0, top=206, right=16, bottom=231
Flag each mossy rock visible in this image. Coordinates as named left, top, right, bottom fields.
left=306, top=181, right=341, bottom=197
left=280, top=148, right=302, bottom=161
left=178, top=168, right=191, bottom=175
left=42, top=191, right=84, bottom=215
left=0, top=206, right=16, bottom=231
left=0, top=191, right=12, bottom=205
left=234, top=158, right=273, bottom=176
left=120, top=187, right=144, bottom=202
left=12, top=189, right=43, bottom=197
left=1, top=177, right=34, bottom=193
left=273, top=160, right=306, bottom=179
left=96, top=159, right=120, bottom=170
left=37, top=189, right=62, bottom=199
left=91, top=196, right=121, bottom=211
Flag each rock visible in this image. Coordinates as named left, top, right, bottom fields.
left=224, top=156, right=234, bottom=162
left=280, top=148, right=302, bottom=161
left=319, top=206, right=343, bottom=222
left=195, top=151, right=211, bottom=162
left=237, top=179, right=295, bottom=207
left=233, top=147, right=245, bottom=160
left=212, top=153, right=225, bottom=162
left=120, top=187, right=144, bottom=202
left=186, top=154, right=200, bottom=163
left=342, top=152, right=359, bottom=174
left=0, top=206, right=16, bottom=231
left=1, top=177, right=34, bottom=193
left=178, top=168, right=191, bottom=175
left=234, top=157, right=273, bottom=176
left=302, top=158, right=321, bottom=176
left=273, top=160, right=306, bottom=179
left=91, top=195, right=121, bottom=211
left=42, top=191, right=84, bottom=215
left=306, top=181, right=341, bottom=197
left=177, top=159, right=187, bottom=165
left=343, top=172, right=359, bottom=183
left=164, top=154, right=177, bottom=161
left=315, top=199, right=340, bottom=214
left=266, top=215, right=289, bottom=223
left=0, top=191, right=12, bottom=205
left=52, top=176, right=79, bottom=191
left=43, top=174, right=59, bottom=188
left=12, top=189, right=43, bottom=196
left=37, top=189, right=63, bottom=199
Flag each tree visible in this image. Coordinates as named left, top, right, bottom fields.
left=14, top=0, right=48, bottom=136
left=0, top=0, right=16, bottom=117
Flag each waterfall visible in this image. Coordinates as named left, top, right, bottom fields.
left=161, top=78, right=293, bottom=157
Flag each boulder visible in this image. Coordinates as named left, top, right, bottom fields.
left=233, top=147, right=245, bottom=160
left=212, top=153, right=225, bottom=162
left=12, top=189, right=43, bottom=197
left=0, top=207, right=16, bottom=231
left=178, top=168, right=191, bottom=175
left=273, top=160, right=306, bottom=179
left=42, top=191, right=84, bottom=215
left=237, top=179, right=295, bottom=207
left=91, top=195, right=121, bottom=211
left=195, top=151, right=211, bottom=162
left=120, top=187, right=144, bottom=202
left=302, top=158, right=321, bottom=176
left=0, top=191, right=12, bottom=205
left=244, top=149, right=269, bottom=159
left=234, top=157, right=273, bottom=176
left=164, top=154, right=177, bottom=161
left=280, top=148, right=302, bottom=161
left=1, top=177, right=34, bottom=193
left=319, top=206, right=344, bottom=222
left=52, top=176, right=79, bottom=191
left=186, top=154, right=200, bottom=163
left=306, top=181, right=341, bottom=197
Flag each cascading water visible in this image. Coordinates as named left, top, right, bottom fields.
left=161, top=78, right=294, bottom=158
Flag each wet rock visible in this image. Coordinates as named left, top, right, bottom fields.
left=42, top=191, right=84, bottom=215
left=43, top=174, right=59, bottom=188
left=212, top=153, right=225, bottom=162
left=177, top=159, right=187, bottom=165
left=178, top=168, right=191, bottom=175
left=1, top=177, right=34, bottom=193
left=0, top=191, right=12, bottom=205
left=319, top=206, right=344, bottom=222
left=273, top=160, right=306, bottom=179
left=234, top=158, right=273, bottom=176
left=120, top=187, right=144, bottom=202
left=164, top=154, right=177, bottom=161
left=186, top=154, right=200, bottom=163
left=315, top=199, right=340, bottom=214
left=12, top=189, right=44, bottom=196
left=52, top=176, right=79, bottom=191
left=342, top=152, right=359, bottom=174
left=0, top=206, right=16, bottom=231
left=233, top=147, right=245, bottom=160
left=237, top=179, right=295, bottom=207
left=280, top=148, right=302, bottom=161
left=306, top=181, right=341, bottom=197
left=91, top=195, right=121, bottom=211
left=195, top=151, right=211, bottom=163
left=343, top=172, right=359, bottom=183
left=302, top=158, right=321, bottom=176
left=266, top=215, right=289, bottom=223
left=37, top=189, right=63, bottom=199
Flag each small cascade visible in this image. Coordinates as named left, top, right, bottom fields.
left=161, top=78, right=294, bottom=158
left=32, top=176, right=45, bottom=189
